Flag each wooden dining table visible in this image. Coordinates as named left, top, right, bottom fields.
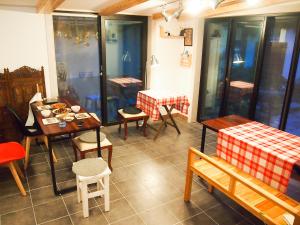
left=200, top=115, right=252, bottom=152
left=31, top=98, right=101, bottom=195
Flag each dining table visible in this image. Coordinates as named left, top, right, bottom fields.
left=200, top=115, right=252, bottom=152
left=217, top=121, right=300, bottom=192
left=136, top=89, right=190, bottom=140
left=31, top=98, right=102, bottom=195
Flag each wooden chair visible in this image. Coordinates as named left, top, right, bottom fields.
left=118, top=109, right=149, bottom=140
left=71, top=113, right=113, bottom=170
left=6, top=106, right=57, bottom=169
left=0, top=142, right=27, bottom=196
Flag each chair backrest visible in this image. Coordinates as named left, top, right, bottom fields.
left=6, top=105, right=28, bottom=136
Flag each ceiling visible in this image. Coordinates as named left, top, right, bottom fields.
left=0, top=0, right=186, bottom=15
left=0, top=0, right=300, bottom=18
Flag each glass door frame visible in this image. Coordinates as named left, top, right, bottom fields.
left=100, top=15, right=148, bottom=125
left=197, top=13, right=300, bottom=134
left=197, top=16, right=266, bottom=121
left=273, top=15, right=300, bottom=130
left=222, top=16, right=266, bottom=118
left=197, top=17, right=231, bottom=121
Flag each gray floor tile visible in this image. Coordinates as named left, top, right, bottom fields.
left=1, top=207, right=36, bottom=225
left=42, top=216, right=73, bottom=225
left=139, top=206, right=179, bottom=225
left=0, top=193, right=31, bottom=215
left=100, top=198, right=135, bottom=223
left=71, top=207, right=108, bottom=225
left=34, top=199, right=68, bottom=224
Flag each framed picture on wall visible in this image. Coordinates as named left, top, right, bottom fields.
left=184, top=28, right=193, bottom=46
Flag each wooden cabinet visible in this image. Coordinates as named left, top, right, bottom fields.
left=0, top=66, right=46, bottom=142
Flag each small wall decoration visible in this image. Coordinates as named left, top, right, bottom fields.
left=184, top=28, right=193, bottom=46
left=180, top=50, right=192, bottom=67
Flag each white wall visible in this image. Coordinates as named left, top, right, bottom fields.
left=0, top=7, right=57, bottom=98
left=148, top=17, right=204, bottom=122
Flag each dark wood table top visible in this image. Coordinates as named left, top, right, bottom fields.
left=32, top=98, right=101, bottom=137
left=201, top=115, right=252, bottom=132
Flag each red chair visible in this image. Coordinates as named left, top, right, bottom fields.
left=0, top=142, right=26, bottom=196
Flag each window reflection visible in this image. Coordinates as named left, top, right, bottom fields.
left=255, top=17, right=298, bottom=127
left=53, top=16, right=101, bottom=116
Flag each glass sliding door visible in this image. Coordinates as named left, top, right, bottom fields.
left=101, top=16, right=147, bottom=123
left=255, top=17, right=298, bottom=128
left=198, top=20, right=230, bottom=120
left=225, top=19, right=264, bottom=117
left=285, top=54, right=300, bottom=135
left=53, top=16, right=101, bottom=116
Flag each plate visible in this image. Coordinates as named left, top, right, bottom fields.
left=65, top=116, right=74, bottom=122
left=79, top=131, right=106, bottom=143
left=52, top=108, right=71, bottom=115
left=75, top=113, right=91, bottom=120
left=51, top=103, right=66, bottom=109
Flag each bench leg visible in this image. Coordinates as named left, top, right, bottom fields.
left=184, top=169, right=193, bottom=202
left=208, top=184, right=214, bottom=193
left=294, top=217, right=300, bottom=225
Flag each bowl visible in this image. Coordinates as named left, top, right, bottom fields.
left=71, top=105, right=81, bottom=113
left=41, top=110, right=51, bottom=118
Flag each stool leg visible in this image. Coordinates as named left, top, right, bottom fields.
left=76, top=176, right=81, bottom=203
left=108, top=146, right=113, bottom=171
left=13, top=161, right=24, bottom=180
left=124, top=120, right=128, bottom=140
left=8, top=162, right=26, bottom=196
left=104, top=175, right=110, bottom=211
left=143, top=116, right=148, bottom=137
left=82, top=182, right=89, bottom=217
left=136, top=121, right=139, bottom=129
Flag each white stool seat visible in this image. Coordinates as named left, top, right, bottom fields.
left=73, top=136, right=112, bottom=152
left=118, top=109, right=147, bottom=119
left=77, top=166, right=111, bottom=182
left=73, top=157, right=111, bottom=218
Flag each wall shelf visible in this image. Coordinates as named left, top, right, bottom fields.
left=160, top=26, right=183, bottom=39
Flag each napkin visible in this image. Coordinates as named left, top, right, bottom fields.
left=25, top=92, right=43, bottom=127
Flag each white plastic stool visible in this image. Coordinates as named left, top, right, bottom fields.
left=72, top=158, right=111, bottom=217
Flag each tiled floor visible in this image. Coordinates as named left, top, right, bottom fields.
left=0, top=119, right=298, bottom=225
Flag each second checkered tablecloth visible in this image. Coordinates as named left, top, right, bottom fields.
left=217, top=121, right=300, bottom=192
left=136, top=90, right=190, bottom=121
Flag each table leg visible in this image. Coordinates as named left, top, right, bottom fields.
left=96, top=127, right=102, bottom=157
left=200, top=126, right=206, bottom=153
left=48, top=136, right=59, bottom=195
left=164, top=105, right=180, bottom=135
left=153, top=117, right=166, bottom=140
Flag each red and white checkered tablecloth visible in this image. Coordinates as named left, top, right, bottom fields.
left=217, top=121, right=300, bottom=192
left=108, top=77, right=142, bottom=88
left=136, top=90, right=190, bottom=121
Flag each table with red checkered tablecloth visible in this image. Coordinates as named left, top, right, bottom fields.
left=136, top=90, right=190, bottom=121
left=217, top=121, right=300, bottom=192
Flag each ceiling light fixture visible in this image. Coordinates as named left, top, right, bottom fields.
left=161, top=0, right=184, bottom=22
left=246, top=0, right=260, bottom=6
left=210, top=0, right=226, bottom=9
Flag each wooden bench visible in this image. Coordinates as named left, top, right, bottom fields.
left=184, top=147, right=300, bottom=225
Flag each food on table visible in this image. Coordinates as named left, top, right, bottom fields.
left=52, top=108, right=71, bottom=115
left=51, top=103, right=66, bottom=109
